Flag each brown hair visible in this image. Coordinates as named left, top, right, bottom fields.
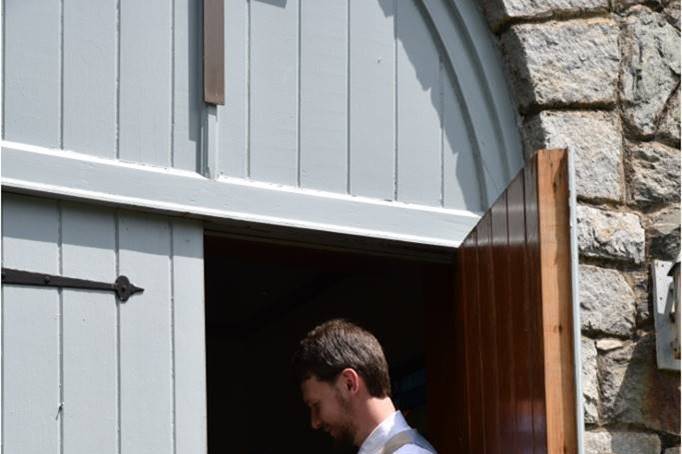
left=292, top=319, right=391, bottom=398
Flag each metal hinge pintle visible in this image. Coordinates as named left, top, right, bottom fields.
left=1, top=268, right=144, bottom=302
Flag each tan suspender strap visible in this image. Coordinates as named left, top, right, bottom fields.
left=381, top=429, right=437, bottom=454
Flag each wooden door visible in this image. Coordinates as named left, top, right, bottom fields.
left=1, top=194, right=207, bottom=454
left=427, top=149, right=577, bottom=453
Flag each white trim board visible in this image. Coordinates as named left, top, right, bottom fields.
left=1, top=142, right=481, bottom=247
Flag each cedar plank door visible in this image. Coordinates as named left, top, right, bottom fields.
left=427, top=149, right=578, bottom=454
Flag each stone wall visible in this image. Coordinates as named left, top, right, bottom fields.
left=479, top=1, right=681, bottom=452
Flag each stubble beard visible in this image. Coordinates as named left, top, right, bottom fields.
left=330, top=390, right=356, bottom=449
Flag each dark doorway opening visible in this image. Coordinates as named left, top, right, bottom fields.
left=204, top=231, right=453, bottom=453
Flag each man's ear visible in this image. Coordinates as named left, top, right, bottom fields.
left=339, top=368, right=360, bottom=394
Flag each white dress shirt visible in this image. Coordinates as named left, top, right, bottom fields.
left=357, top=411, right=435, bottom=454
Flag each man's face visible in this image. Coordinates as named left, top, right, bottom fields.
left=301, top=375, right=356, bottom=446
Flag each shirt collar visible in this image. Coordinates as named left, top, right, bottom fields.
left=357, top=411, right=411, bottom=454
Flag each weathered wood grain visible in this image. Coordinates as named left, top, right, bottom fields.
left=537, top=150, right=577, bottom=454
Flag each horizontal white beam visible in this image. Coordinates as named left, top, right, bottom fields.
left=1, top=142, right=480, bottom=247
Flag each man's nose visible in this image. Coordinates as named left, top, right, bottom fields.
left=310, top=413, right=321, bottom=430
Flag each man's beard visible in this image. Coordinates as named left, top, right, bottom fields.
left=330, top=428, right=355, bottom=452
left=330, top=423, right=354, bottom=449
left=329, top=390, right=356, bottom=450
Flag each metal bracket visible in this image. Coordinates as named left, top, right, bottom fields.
left=652, top=260, right=680, bottom=371
left=203, top=0, right=225, bottom=105
left=1, top=268, right=143, bottom=302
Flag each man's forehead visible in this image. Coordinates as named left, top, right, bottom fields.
left=301, top=376, right=327, bottom=400
left=301, top=376, right=319, bottom=393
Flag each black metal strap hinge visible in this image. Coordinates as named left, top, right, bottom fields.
left=1, top=268, right=143, bottom=302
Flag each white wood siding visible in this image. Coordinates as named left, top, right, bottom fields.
left=1, top=196, right=61, bottom=453
left=63, top=0, right=117, bottom=158
left=396, top=0, right=443, bottom=205
left=2, top=0, right=523, bottom=246
left=214, top=0, right=524, bottom=210
left=299, top=0, right=348, bottom=192
left=4, top=0, right=200, bottom=167
left=61, top=204, right=118, bottom=454
left=1, top=194, right=207, bottom=454
left=4, top=0, right=61, bottom=148
left=348, top=0, right=396, bottom=199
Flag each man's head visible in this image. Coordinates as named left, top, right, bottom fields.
left=292, top=319, right=393, bottom=446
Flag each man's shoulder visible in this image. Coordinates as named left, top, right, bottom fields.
left=394, top=444, right=436, bottom=454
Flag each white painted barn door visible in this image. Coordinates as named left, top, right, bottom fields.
left=1, top=193, right=207, bottom=454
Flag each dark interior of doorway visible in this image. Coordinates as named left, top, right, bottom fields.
left=204, top=231, right=453, bottom=454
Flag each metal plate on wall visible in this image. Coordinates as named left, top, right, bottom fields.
left=652, top=260, right=680, bottom=371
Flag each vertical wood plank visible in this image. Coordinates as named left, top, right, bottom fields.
left=173, top=0, right=203, bottom=171
left=61, top=204, right=117, bottom=454
left=1, top=194, right=60, bottom=453
left=200, top=105, right=219, bottom=178
left=525, top=155, right=548, bottom=454
left=476, top=213, right=500, bottom=454
left=172, top=221, right=207, bottom=454
left=458, top=235, right=475, bottom=453
left=508, top=192, right=524, bottom=454
left=63, top=0, right=117, bottom=157
left=537, top=150, right=577, bottom=454
left=119, top=0, right=172, bottom=166
left=491, top=193, right=514, bottom=453
left=425, top=264, right=459, bottom=454
left=507, top=173, right=534, bottom=452
left=442, top=68, right=484, bottom=212
left=218, top=0, right=248, bottom=177
left=348, top=0, right=395, bottom=199
left=466, top=230, right=486, bottom=454
left=118, top=213, right=172, bottom=453
left=3, top=0, right=60, bottom=146
left=299, top=0, right=348, bottom=192
left=395, top=0, right=441, bottom=204
left=249, top=0, right=299, bottom=184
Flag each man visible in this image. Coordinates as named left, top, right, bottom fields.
left=292, top=319, right=437, bottom=454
